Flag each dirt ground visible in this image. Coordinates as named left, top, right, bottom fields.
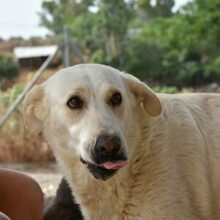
left=0, top=162, right=62, bottom=197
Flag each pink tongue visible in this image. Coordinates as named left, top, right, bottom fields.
left=101, top=160, right=127, bottom=170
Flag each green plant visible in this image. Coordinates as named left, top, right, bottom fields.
left=204, top=56, right=220, bottom=79
left=0, top=54, right=20, bottom=80
left=0, top=84, right=24, bottom=108
left=91, top=49, right=106, bottom=64
left=177, top=61, right=202, bottom=85
left=123, top=37, right=164, bottom=80
left=153, top=86, right=178, bottom=93
left=0, top=84, right=24, bottom=137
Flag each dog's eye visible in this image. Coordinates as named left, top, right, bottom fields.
left=67, top=96, right=84, bottom=109
left=109, top=92, right=122, bottom=107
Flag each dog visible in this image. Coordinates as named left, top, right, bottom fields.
left=43, top=178, right=83, bottom=220
left=23, top=64, right=220, bottom=219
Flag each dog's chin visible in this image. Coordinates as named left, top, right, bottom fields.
left=80, top=157, right=126, bottom=181
left=87, top=163, right=118, bottom=180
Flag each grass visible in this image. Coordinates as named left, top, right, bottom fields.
left=0, top=68, right=59, bottom=162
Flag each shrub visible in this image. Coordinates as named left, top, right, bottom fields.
left=91, top=49, right=106, bottom=64
left=0, top=83, right=53, bottom=162
left=204, top=57, right=220, bottom=79
left=152, top=86, right=178, bottom=93
left=123, top=38, right=165, bottom=80
left=176, top=61, right=203, bottom=86
left=0, top=54, right=20, bottom=80
left=0, top=84, right=24, bottom=108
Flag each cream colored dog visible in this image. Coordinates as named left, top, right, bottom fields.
left=23, top=64, right=220, bottom=219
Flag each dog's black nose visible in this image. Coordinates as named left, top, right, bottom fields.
left=93, top=133, right=122, bottom=162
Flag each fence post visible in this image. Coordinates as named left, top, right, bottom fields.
left=64, top=25, right=70, bottom=67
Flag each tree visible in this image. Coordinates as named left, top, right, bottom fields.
left=40, top=0, right=133, bottom=65
left=136, top=0, right=175, bottom=19
left=137, top=0, right=220, bottom=86
left=40, top=0, right=220, bottom=86
left=96, top=0, right=133, bottom=64
left=39, top=0, right=94, bottom=35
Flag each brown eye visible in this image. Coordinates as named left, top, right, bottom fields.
left=67, top=96, right=84, bottom=109
left=109, top=92, right=122, bottom=107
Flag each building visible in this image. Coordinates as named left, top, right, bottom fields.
left=13, top=45, right=58, bottom=68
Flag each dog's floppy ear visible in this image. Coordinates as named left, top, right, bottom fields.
left=23, top=85, right=45, bottom=135
left=122, top=73, right=162, bottom=116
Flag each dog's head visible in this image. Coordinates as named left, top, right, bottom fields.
left=23, top=64, right=161, bottom=180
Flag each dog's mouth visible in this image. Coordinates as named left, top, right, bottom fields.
left=80, top=157, right=127, bottom=181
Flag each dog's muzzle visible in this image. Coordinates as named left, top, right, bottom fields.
left=80, top=133, right=127, bottom=180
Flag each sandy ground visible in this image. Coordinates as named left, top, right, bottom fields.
left=0, top=162, right=62, bottom=197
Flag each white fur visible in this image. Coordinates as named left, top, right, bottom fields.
left=24, top=64, right=220, bottom=219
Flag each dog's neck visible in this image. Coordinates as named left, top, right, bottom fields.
left=47, top=110, right=161, bottom=219
left=52, top=144, right=130, bottom=219
left=56, top=130, right=153, bottom=218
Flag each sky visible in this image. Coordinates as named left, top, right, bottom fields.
left=0, top=0, right=49, bottom=39
left=0, top=0, right=190, bottom=40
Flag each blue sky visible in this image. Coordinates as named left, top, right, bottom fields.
left=0, top=0, right=190, bottom=40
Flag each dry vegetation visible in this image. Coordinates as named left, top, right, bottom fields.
left=0, top=132, right=54, bottom=162
left=0, top=68, right=60, bottom=162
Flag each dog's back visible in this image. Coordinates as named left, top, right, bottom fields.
left=153, top=93, right=220, bottom=219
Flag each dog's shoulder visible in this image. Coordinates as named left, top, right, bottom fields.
left=157, top=93, right=220, bottom=114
